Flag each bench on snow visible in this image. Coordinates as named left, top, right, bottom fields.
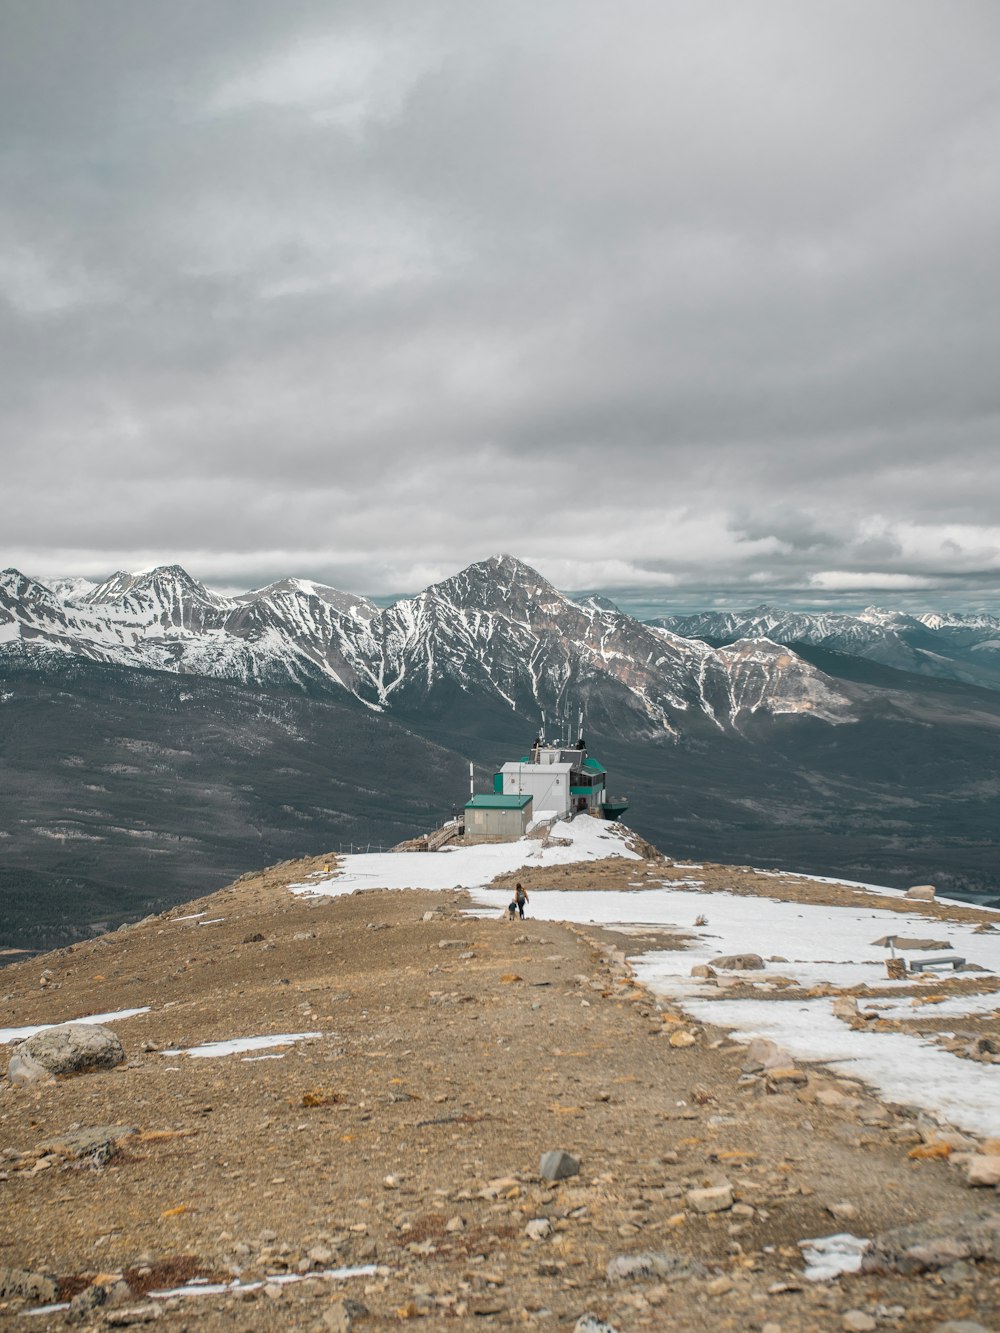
left=907, top=955, right=966, bottom=973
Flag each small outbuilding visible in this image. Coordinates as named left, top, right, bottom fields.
left=463, top=793, right=533, bottom=842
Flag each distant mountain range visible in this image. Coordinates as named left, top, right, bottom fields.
left=654, top=604, right=1000, bottom=692
left=3, top=556, right=1000, bottom=947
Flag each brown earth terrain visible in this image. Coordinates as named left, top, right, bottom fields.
left=1, top=849, right=999, bottom=1331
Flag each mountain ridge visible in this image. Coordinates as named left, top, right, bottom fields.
left=2, top=557, right=854, bottom=734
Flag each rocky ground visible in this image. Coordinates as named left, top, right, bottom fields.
left=1, top=849, right=998, bottom=1331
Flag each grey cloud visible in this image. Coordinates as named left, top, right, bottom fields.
left=2, top=1, right=999, bottom=605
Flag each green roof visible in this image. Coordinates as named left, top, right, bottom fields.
left=583, top=757, right=606, bottom=774
left=465, top=794, right=532, bottom=810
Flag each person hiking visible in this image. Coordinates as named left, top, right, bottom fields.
left=514, top=882, right=528, bottom=919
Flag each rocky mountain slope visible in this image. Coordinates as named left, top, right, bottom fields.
left=1, top=845, right=998, bottom=1330
left=1, top=557, right=852, bottom=733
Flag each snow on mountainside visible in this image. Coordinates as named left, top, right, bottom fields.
left=42, top=575, right=98, bottom=605
left=0, top=556, right=854, bottom=735
left=657, top=602, right=1000, bottom=690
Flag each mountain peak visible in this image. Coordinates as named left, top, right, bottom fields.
left=83, top=565, right=217, bottom=607
left=424, top=555, right=560, bottom=613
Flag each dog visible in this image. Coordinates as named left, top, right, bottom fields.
left=507, top=900, right=518, bottom=921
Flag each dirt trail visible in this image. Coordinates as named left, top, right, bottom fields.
left=0, top=852, right=997, bottom=1330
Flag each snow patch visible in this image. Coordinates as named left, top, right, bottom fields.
left=0, top=1007, right=150, bottom=1044
left=160, top=1032, right=321, bottom=1058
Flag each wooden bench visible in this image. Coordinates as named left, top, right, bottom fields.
left=908, top=955, right=965, bottom=973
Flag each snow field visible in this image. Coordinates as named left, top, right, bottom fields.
left=288, top=816, right=640, bottom=897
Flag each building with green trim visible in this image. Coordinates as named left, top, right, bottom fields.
left=491, top=738, right=627, bottom=822
left=463, top=792, right=533, bottom=842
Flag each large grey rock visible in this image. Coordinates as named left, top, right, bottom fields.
left=709, top=953, right=765, bottom=971
left=862, top=1207, right=1000, bottom=1273
left=606, top=1250, right=707, bottom=1283
left=540, top=1150, right=580, bottom=1180
left=0, top=1266, right=59, bottom=1303
left=7, top=1023, right=125, bottom=1082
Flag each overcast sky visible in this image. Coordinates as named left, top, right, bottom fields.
left=2, top=1, right=998, bottom=612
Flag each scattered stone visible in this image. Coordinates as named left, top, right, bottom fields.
left=828, top=1202, right=859, bottom=1222
left=766, top=1067, right=807, bottom=1088
left=37, top=1124, right=136, bottom=1167
left=669, top=1030, right=696, bottom=1048
left=525, top=1218, right=553, bottom=1241
left=863, top=1206, right=1000, bottom=1273
left=745, top=1037, right=793, bottom=1069
left=292, top=931, right=316, bottom=941
left=706, top=1275, right=733, bottom=1295
left=574, top=1317, right=620, bottom=1333
left=66, top=1283, right=111, bottom=1321
left=965, top=1155, right=1000, bottom=1187
left=105, top=1306, right=163, bottom=1326
left=0, top=1267, right=59, bottom=1303
left=540, top=1150, right=580, bottom=1180
left=323, top=1297, right=368, bottom=1332
left=7, top=1023, right=124, bottom=1082
left=709, top=953, right=765, bottom=971
left=445, top=1216, right=465, bottom=1233
left=842, top=1313, right=876, bottom=1332
left=690, top=964, right=716, bottom=978
left=905, top=885, right=936, bottom=901
left=606, top=1250, right=706, bottom=1283
left=871, top=935, right=949, bottom=950
left=686, top=1183, right=734, bottom=1213
left=965, top=1035, right=1000, bottom=1062
left=930, top=1322, right=994, bottom=1333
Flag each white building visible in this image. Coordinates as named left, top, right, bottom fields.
left=498, top=759, right=576, bottom=819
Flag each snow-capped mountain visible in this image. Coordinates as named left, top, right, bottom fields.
left=656, top=603, right=1000, bottom=689
left=0, top=557, right=852, bottom=734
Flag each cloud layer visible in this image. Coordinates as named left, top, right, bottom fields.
left=2, top=1, right=998, bottom=606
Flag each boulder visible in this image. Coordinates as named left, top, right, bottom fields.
left=862, top=1207, right=1000, bottom=1273
left=0, top=1267, right=59, bottom=1303
left=540, top=1150, right=580, bottom=1180
left=7, top=1023, right=125, bottom=1083
left=708, top=953, right=765, bottom=971
left=905, top=885, right=936, bottom=901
